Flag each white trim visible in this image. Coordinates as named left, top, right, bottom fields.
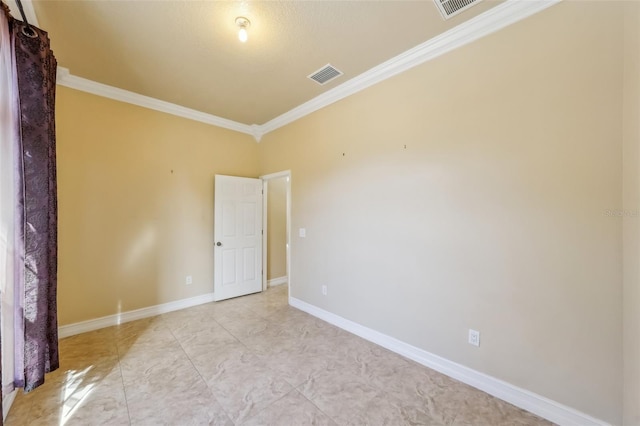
left=5, top=0, right=39, bottom=27
left=288, top=296, right=610, bottom=426
left=48, top=0, right=557, bottom=143
left=250, top=124, right=264, bottom=143
left=261, top=171, right=292, bottom=299
left=261, top=170, right=292, bottom=181
left=21, top=0, right=38, bottom=26
left=2, top=389, right=17, bottom=422
left=58, top=292, right=215, bottom=339
left=55, top=67, right=255, bottom=138
left=262, top=181, right=269, bottom=292
left=258, top=0, right=560, bottom=136
left=267, top=276, right=288, bottom=287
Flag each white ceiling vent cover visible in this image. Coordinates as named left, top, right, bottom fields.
left=433, top=0, right=483, bottom=19
left=308, top=64, right=343, bottom=85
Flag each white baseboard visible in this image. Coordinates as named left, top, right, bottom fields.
left=58, top=292, right=216, bottom=339
left=3, top=389, right=16, bottom=422
left=268, top=276, right=288, bottom=287
left=289, top=297, right=609, bottom=426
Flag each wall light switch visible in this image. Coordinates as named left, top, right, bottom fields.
left=299, top=228, right=306, bottom=238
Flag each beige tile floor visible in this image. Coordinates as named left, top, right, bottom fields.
left=6, top=285, right=553, bottom=425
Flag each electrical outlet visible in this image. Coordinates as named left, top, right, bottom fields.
left=186, top=275, right=193, bottom=285
left=321, top=285, right=327, bottom=296
left=468, top=329, right=480, bottom=347
left=299, top=228, right=306, bottom=238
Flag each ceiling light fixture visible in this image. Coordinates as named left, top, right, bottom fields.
left=235, top=17, right=250, bottom=43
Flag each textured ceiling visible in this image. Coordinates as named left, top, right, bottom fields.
left=28, top=0, right=502, bottom=125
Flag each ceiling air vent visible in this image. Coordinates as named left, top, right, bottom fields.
left=308, top=64, right=343, bottom=85
left=433, top=0, right=483, bottom=19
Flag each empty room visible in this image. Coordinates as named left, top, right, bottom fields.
left=0, top=0, right=638, bottom=425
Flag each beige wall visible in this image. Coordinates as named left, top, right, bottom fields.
left=623, top=2, right=640, bottom=425
left=259, top=2, right=623, bottom=424
left=55, top=2, right=635, bottom=423
left=56, top=87, right=259, bottom=326
left=267, top=177, right=287, bottom=281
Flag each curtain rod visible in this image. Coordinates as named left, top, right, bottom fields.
left=14, top=0, right=36, bottom=37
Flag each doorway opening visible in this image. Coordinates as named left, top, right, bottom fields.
left=261, top=171, right=291, bottom=297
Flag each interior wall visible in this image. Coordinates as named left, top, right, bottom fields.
left=623, top=2, right=640, bottom=425
left=258, top=2, right=623, bottom=424
left=56, top=86, right=259, bottom=326
left=267, top=177, right=287, bottom=281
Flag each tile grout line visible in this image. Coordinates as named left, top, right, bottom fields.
left=222, top=308, right=296, bottom=425
left=210, top=313, right=286, bottom=425
left=210, top=296, right=311, bottom=425
left=160, top=313, right=238, bottom=426
left=231, top=292, right=342, bottom=425
left=236, top=388, right=298, bottom=425
left=113, top=328, right=134, bottom=426
left=295, top=383, right=341, bottom=426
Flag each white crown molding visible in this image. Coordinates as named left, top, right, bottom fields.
left=58, top=292, right=215, bottom=339
left=52, top=0, right=559, bottom=142
left=250, top=124, right=264, bottom=142
left=258, top=0, right=561, bottom=136
left=55, top=67, right=255, bottom=138
left=289, top=296, right=610, bottom=426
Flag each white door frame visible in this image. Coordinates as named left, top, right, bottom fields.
left=260, top=170, right=291, bottom=295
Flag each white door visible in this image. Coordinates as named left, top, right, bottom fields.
left=214, top=175, right=263, bottom=301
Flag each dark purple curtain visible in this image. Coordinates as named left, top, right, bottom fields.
left=9, top=14, right=59, bottom=393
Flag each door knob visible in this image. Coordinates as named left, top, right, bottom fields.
left=216, top=242, right=222, bottom=247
